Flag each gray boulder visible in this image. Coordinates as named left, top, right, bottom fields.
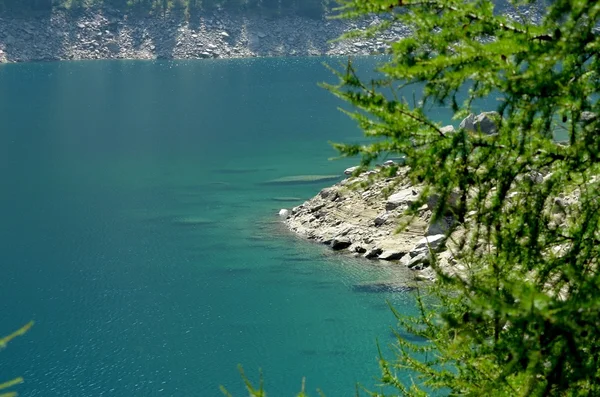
left=378, top=249, right=406, bottom=260
left=407, top=253, right=431, bottom=270
left=459, top=113, right=475, bottom=131
left=460, top=112, right=499, bottom=135
left=331, top=236, right=352, bottom=250
left=474, top=112, right=499, bottom=134
left=374, top=212, right=388, bottom=226
left=426, top=216, right=453, bottom=236
left=364, top=247, right=383, bottom=259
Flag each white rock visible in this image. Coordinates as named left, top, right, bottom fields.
left=440, top=125, right=455, bottom=135
left=278, top=209, right=290, bottom=218
left=426, top=217, right=452, bottom=236
left=414, top=234, right=446, bottom=252
left=386, top=188, right=419, bottom=210
left=344, top=166, right=359, bottom=175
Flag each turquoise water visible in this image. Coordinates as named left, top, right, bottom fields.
left=0, top=58, right=444, bottom=396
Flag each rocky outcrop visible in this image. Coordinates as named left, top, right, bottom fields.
left=283, top=162, right=456, bottom=282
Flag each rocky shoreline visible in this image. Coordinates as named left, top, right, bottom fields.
left=279, top=113, right=503, bottom=284
left=0, top=1, right=546, bottom=63
left=0, top=7, right=405, bottom=63
left=280, top=163, right=458, bottom=283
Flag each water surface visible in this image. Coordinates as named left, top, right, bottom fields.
left=0, top=58, right=440, bottom=396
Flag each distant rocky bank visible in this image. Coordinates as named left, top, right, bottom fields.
left=0, top=7, right=405, bottom=63
left=0, top=1, right=546, bottom=64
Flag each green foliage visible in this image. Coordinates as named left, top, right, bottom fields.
left=322, top=0, right=600, bottom=395
left=0, top=322, right=33, bottom=397
left=220, top=366, right=324, bottom=397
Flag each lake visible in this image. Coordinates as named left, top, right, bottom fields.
left=0, top=57, right=446, bottom=396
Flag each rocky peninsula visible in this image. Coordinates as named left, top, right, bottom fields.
left=279, top=113, right=514, bottom=284
left=280, top=162, right=456, bottom=284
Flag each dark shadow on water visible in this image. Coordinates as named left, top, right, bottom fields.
left=352, top=283, right=416, bottom=293
left=390, top=329, right=428, bottom=343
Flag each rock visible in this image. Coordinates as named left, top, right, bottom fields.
left=426, top=191, right=460, bottom=212
left=473, top=111, right=499, bottom=135
left=581, top=111, right=597, bottom=122
left=344, top=166, right=359, bottom=175
left=278, top=208, right=290, bottom=218
left=220, top=31, right=230, bottom=38
left=426, top=216, right=453, bottom=236
left=440, top=125, right=455, bottom=135
left=374, top=212, right=388, bottom=226
left=319, top=187, right=338, bottom=201
left=462, top=112, right=499, bottom=135
left=364, top=247, right=383, bottom=259
left=414, top=267, right=436, bottom=281
left=406, top=253, right=430, bottom=269
left=413, top=234, right=446, bottom=252
left=459, top=113, right=475, bottom=131
left=386, top=188, right=419, bottom=210
left=331, top=236, right=352, bottom=250
left=106, top=42, right=119, bottom=52
left=552, top=197, right=567, bottom=214
left=529, top=170, right=543, bottom=184
left=378, top=249, right=406, bottom=260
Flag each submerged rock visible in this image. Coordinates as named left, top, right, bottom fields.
left=172, top=216, right=215, bottom=225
